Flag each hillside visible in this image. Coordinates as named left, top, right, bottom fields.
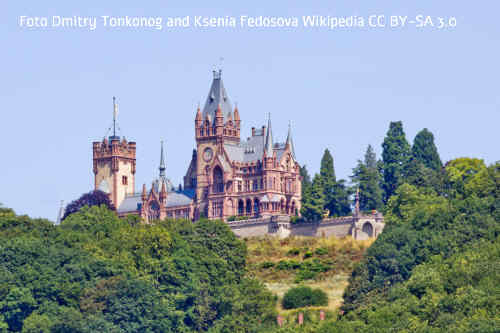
left=245, top=236, right=372, bottom=314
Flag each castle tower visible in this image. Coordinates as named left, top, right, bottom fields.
left=92, top=97, right=136, bottom=208
left=194, top=70, right=239, bottom=217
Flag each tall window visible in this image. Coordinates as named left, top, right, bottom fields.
left=212, top=166, right=224, bottom=193
left=122, top=176, right=128, bottom=185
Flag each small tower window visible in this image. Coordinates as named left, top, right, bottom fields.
left=122, top=176, right=128, bottom=185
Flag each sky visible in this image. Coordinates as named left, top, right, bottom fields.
left=1, top=1, right=498, bottom=220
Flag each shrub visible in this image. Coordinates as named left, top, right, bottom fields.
left=290, top=216, right=305, bottom=224
left=314, top=247, right=329, bottom=256
left=260, top=261, right=274, bottom=269
left=287, top=248, right=300, bottom=256
left=227, top=215, right=249, bottom=222
left=282, top=286, right=328, bottom=309
left=276, top=260, right=301, bottom=270
left=303, top=251, right=313, bottom=259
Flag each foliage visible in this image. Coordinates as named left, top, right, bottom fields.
left=282, top=286, right=328, bottom=309
left=314, top=158, right=500, bottom=332
left=0, top=206, right=276, bottom=332
left=62, top=190, right=115, bottom=221
left=411, top=128, right=442, bottom=171
left=381, top=121, right=411, bottom=202
left=227, top=215, right=250, bottom=222
left=351, top=145, right=384, bottom=211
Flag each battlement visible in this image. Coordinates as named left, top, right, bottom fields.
left=92, top=138, right=136, bottom=160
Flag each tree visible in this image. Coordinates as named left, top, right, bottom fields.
left=301, top=174, right=326, bottom=221
left=351, top=145, right=384, bottom=211
left=381, top=121, right=411, bottom=202
left=411, top=128, right=442, bottom=172
left=62, top=190, right=115, bottom=221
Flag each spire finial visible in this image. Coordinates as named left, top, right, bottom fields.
left=286, top=120, right=296, bottom=158
left=113, top=96, right=117, bottom=137
left=264, top=113, right=273, bottom=156
left=159, top=140, right=166, bottom=179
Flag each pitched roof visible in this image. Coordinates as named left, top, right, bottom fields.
left=202, top=70, right=233, bottom=124
left=117, top=189, right=195, bottom=213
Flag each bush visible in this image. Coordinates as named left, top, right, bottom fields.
left=227, top=215, right=249, bottom=222
left=282, top=286, right=328, bottom=309
left=287, top=248, right=300, bottom=256
left=303, top=251, right=313, bottom=259
left=259, top=261, right=274, bottom=269
left=290, top=216, right=305, bottom=224
left=314, top=247, right=329, bottom=256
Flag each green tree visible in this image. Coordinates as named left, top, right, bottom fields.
left=351, top=145, right=384, bottom=211
left=319, top=149, right=351, bottom=217
left=411, top=128, right=442, bottom=172
left=301, top=174, right=326, bottom=221
left=381, top=121, right=411, bottom=202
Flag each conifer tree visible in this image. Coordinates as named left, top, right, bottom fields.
left=381, top=121, right=411, bottom=202
left=319, top=149, right=351, bottom=216
left=301, top=174, right=325, bottom=221
left=351, top=145, right=383, bottom=211
left=411, top=128, right=442, bottom=171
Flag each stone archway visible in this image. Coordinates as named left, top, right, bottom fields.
left=362, top=222, right=373, bottom=238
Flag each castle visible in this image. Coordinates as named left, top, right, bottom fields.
left=92, top=70, right=301, bottom=223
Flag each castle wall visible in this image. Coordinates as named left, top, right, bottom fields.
left=226, top=215, right=379, bottom=240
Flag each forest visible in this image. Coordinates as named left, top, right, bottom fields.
left=0, top=121, right=498, bottom=332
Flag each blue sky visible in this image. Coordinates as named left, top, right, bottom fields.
left=1, top=1, right=498, bottom=220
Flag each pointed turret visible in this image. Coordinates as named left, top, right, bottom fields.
left=201, top=69, right=233, bottom=125
left=286, top=121, right=296, bottom=159
left=159, top=181, right=167, bottom=204
left=195, top=104, right=202, bottom=124
left=264, top=113, right=273, bottom=157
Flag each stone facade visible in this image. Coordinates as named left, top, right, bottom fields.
left=93, top=70, right=301, bottom=223
left=226, top=211, right=384, bottom=240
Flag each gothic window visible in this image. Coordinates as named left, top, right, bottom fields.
left=122, top=176, right=128, bottom=185
left=252, top=180, right=258, bottom=191
left=254, top=198, right=260, bottom=215
left=238, top=199, right=244, bottom=216
left=148, top=201, right=160, bottom=221
left=237, top=181, right=242, bottom=192
left=245, top=199, right=252, bottom=215
left=212, top=166, right=224, bottom=193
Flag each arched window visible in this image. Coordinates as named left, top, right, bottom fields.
left=254, top=198, right=260, bottom=215
left=213, top=166, right=224, bottom=193
left=246, top=198, right=252, bottom=215
left=238, top=199, right=244, bottom=216
left=148, top=201, right=160, bottom=221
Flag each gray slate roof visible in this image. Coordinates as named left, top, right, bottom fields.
left=202, top=70, right=233, bottom=124
left=117, top=189, right=195, bottom=213
left=224, top=132, right=287, bottom=164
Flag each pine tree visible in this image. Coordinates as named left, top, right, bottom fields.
left=319, top=149, right=351, bottom=217
left=381, top=121, right=411, bottom=202
left=405, top=128, right=444, bottom=192
left=351, top=145, right=383, bottom=211
left=411, top=128, right=442, bottom=171
left=300, top=174, right=325, bottom=221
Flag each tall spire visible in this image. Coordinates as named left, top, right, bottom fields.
left=202, top=69, right=233, bottom=125
left=264, top=113, right=273, bottom=156
left=286, top=121, right=296, bottom=159
left=159, top=140, right=166, bottom=180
